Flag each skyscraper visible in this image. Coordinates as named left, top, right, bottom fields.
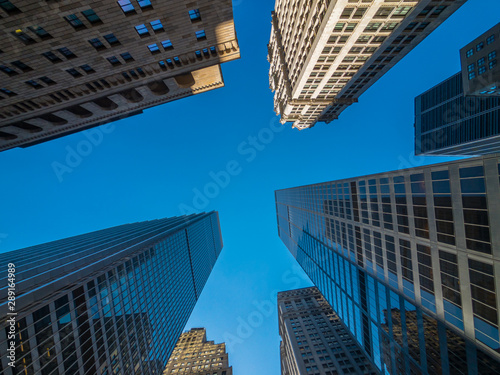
left=0, top=212, right=223, bottom=375
left=275, top=154, right=500, bottom=374
left=163, top=328, right=232, bottom=375
left=0, top=0, right=240, bottom=152
left=278, top=286, right=379, bottom=375
left=267, top=0, right=466, bottom=130
left=415, top=23, right=500, bottom=156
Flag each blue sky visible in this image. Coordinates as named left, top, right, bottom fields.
left=1, top=0, right=499, bottom=373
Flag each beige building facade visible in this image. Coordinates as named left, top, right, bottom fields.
left=0, top=0, right=239, bottom=151
left=163, top=328, right=232, bottom=375
left=268, top=0, right=466, bottom=130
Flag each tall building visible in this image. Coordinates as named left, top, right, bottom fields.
left=415, top=24, right=500, bottom=156
left=267, top=0, right=466, bottom=130
left=163, top=328, right=232, bottom=375
left=460, top=22, right=500, bottom=96
left=0, top=212, right=223, bottom=375
left=275, top=154, right=500, bottom=374
left=278, top=286, right=379, bottom=375
left=0, top=0, right=240, bottom=152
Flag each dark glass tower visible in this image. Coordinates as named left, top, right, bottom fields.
left=0, top=212, right=223, bottom=375
left=415, top=73, right=500, bottom=156
left=275, top=154, right=500, bottom=374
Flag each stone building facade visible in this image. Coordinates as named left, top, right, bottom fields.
left=163, top=328, right=232, bottom=375
left=0, top=0, right=239, bottom=151
left=268, top=0, right=466, bottom=130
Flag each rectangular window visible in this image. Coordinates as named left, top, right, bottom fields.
left=0, top=0, right=20, bottom=14
left=195, top=30, right=206, bottom=40
left=189, top=9, right=201, bottom=21
left=478, top=66, right=486, bottom=75
left=489, top=60, right=497, bottom=69
left=468, top=71, right=476, bottom=80
left=39, top=76, right=56, bottom=85
left=135, top=24, right=149, bottom=35
left=468, top=63, right=475, bottom=72
left=489, top=51, right=497, bottom=60
left=487, top=34, right=495, bottom=45
left=66, top=68, right=82, bottom=78
left=25, top=79, right=43, bottom=89
left=28, top=26, right=51, bottom=39
left=466, top=48, right=474, bottom=58
left=42, top=51, right=62, bottom=63
left=137, top=0, right=152, bottom=9
left=476, top=42, right=484, bottom=51
left=88, top=38, right=105, bottom=50
left=104, top=33, right=120, bottom=45
left=161, top=40, right=173, bottom=49
left=82, top=9, right=101, bottom=24
left=478, top=57, right=485, bottom=66
left=393, top=6, right=412, bottom=16
left=80, top=64, right=95, bottom=73
left=11, top=60, right=32, bottom=72
left=120, top=52, right=133, bottom=61
left=0, top=88, right=16, bottom=96
left=106, top=56, right=121, bottom=65
left=148, top=44, right=159, bottom=53
left=0, top=65, right=17, bottom=76
left=12, top=30, right=35, bottom=44
left=150, top=19, right=163, bottom=31
left=117, top=0, right=135, bottom=13
left=64, top=14, right=85, bottom=29
left=58, top=47, right=77, bottom=59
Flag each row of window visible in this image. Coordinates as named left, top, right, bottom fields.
left=466, top=33, right=496, bottom=57
left=468, top=59, right=497, bottom=80
left=64, top=9, right=101, bottom=29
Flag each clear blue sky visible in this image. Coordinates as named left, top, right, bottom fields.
left=1, top=0, right=499, bottom=373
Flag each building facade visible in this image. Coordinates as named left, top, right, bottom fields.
left=0, top=0, right=240, bottom=152
left=460, top=23, right=500, bottom=97
left=0, top=212, right=223, bottom=375
left=415, top=23, right=500, bottom=156
left=163, top=328, right=232, bottom=375
left=275, top=154, right=500, bottom=374
left=278, top=287, right=379, bottom=375
left=267, top=0, right=466, bottom=130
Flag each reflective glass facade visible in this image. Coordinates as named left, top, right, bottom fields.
left=0, top=212, right=223, bottom=375
left=276, top=155, right=500, bottom=374
left=278, top=287, right=379, bottom=375
left=415, top=73, right=500, bottom=156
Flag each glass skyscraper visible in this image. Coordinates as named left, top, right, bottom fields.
left=0, top=212, right=223, bottom=375
left=275, top=154, right=500, bottom=374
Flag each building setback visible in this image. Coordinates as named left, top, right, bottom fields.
left=267, top=0, right=466, bottom=130
left=0, top=0, right=239, bottom=152
left=0, top=212, right=223, bottom=375
left=278, top=287, right=379, bottom=375
left=275, top=154, right=500, bottom=374
left=163, top=328, right=232, bottom=375
left=415, top=23, right=500, bottom=156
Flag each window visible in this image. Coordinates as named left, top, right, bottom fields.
left=80, top=64, right=95, bottom=73
left=489, top=51, right=497, bottom=60
left=82, top=9, right=101, bottom=24
left=117, top=0, right=135, bottom=13
left=161, top=39, right=173, bottom=49
left=489, top=60, right=497, bottom=69
left=467, top=63, right=475, bottom=72
left=148, top=44, right=159, bottom=53
left=137, top=0, right=152, bottom=9
left=28, top=26, right=51, bottom=39
left=150, top=19, right=163, bottom=31
left=12, top=30, right=35, bottom=44
left=195, top=30, right=206, bottom=40
left=393, top=6, right=412, bottom=16
left=58, top=47, right=77, bottom=59
left=0, top=88, right=16, bottom=96
left=135, top=24, right=149, bottom=35
left=104, top=33, right=120, bottom=45
left=476, top=42, right=484, bottom=51
left=478, top=66, right=486, bottom=75
left=487, top=34, right=495, bottom=45
left=25, top=80, right=43, bottom=89
left=120, top=52, right=134, bottom=62
left=88, top=38, right=105, bottom=50
left=39, top=76, right=56, bottom=85
left=364, top=23, right=381, bottom=31
left=0, top=65, right=17, bottom=76
left=107, top=56, right=121, bottom=65
left=11, top=60, right=32, bottom=72
left=0, top=0, right=20, bottom=14
left=189, top=9, right=201, bottom=21
left=466, top=48, right=474, bottom=58
left=468, top=72, right=476, bottom=80
left=64, top=14, right=85, bottom=29
left=66, top=68, right=82, bottom=78
left=477, top=57, right=485, bottom=66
